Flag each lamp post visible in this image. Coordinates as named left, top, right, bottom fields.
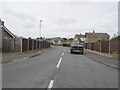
left=40, top=20, right=43, bottom=40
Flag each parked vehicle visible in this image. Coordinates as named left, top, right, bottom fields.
left=70, top=43, right=84, bottom=54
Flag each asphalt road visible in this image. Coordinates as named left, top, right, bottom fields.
left=2, top=46, right=118, bottom=88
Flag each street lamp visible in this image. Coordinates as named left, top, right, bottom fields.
left=40, top=20, right=43, bottom=40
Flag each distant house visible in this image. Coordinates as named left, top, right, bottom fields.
left=73, top=33, right=85, bottom=44
left=85, top=31, right=110, bottom=43
left=0, top=20, right=16, bottom=39
left=45, top=38, right=52, bottom=44
left=52, top=37, right=63, bottom=45
left=61, top=39, right=73, bottom=44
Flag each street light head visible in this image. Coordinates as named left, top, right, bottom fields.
left=40, top=20, right=43, bottom=22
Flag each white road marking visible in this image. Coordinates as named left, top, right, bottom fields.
left=56, top=58, right=62, bottom=68
left=48, top=80, right=54, bottom=89
left=61, top=52, right=64, bottom=56
left=23, top=57, right=27, bottom=60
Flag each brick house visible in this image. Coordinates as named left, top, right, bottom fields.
left=84, top=31, right=110, bottom=43
left=0, top=20, right=16, bottom=52
left=0, top=20, right=16, bottom=39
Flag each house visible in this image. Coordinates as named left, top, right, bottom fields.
left=73, top=33, right=85, bottom=44
left=61, top=39, right=73, bottom=44
left=0, top=19, right=16, bottom=52
left=52, top=37, right=63, bottom=45
left=0, top=19, right=16, bottom=39
left=45, top=38, right=52, bottom=44
left=84, top=31, right=110, bottom=43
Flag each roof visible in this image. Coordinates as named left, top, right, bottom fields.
left=85, top=33, right=110, bottom=38
left=74, top=34, right=85, bottom=41
left=61, top=40, right=73, bottom=42
left=75, top=34, right=85, bottom=38
left=45, top=38, right=52, bottom=40
left=52, top=37, right=62, bottom=41
left=0, top=20, right=16, bottom=38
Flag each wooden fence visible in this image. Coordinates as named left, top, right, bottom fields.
left=84, top=40, right=120, bottom=54
left=2, top=37, right=51, bottom=53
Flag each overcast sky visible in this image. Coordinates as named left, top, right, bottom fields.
left=0, top=0, right=118, bottom=38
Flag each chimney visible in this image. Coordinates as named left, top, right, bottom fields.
left=0, top=19, right=4, bottom=26
left=93, top=30, right=95, bottom=33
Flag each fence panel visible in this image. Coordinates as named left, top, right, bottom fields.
left=41, top=41, right=44, bottom=48
left=2, top=37, right=51, bottom=53
left=87, top=43, right=91, bottom=49
left=101, top=41, right=109, bottom=53
left=37, top=41, right=39, bottom=49
left=110, top=40, right=118, bottom=54
left=39, top=41, right=41, bottom=49
left=0, top=38, right=2, bottom=52
left=118, top=40, right=120, bottom=54
left=33, top=40, right=36, bottom=50
left=22, top=38, right=28, bottom=52
left=45, top=41, right=47, bottom=48
left=91, top=43, right=94, bottom=50
left=85, top=40, right=119, bottom=54
left=47, top=42, right=49, bottom=48
left=29, top=39, right=32, bottom=50
left=43, top=41, right=45, bottom=48
left=14, top=38, right=21, bottom=52
left=84, top=43, right=87, bottom=49
left=94, top=42, right=100, bottom=52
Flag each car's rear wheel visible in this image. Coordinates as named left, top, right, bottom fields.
left=81, top=52, right=83, bottom=54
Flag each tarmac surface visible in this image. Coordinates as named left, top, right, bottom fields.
left=2, top=46, right=118, bottom=88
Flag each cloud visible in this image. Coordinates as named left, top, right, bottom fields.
left=52, top=17, right=77, bottom=25
left=23, top=22, right=36, bottom=29
left=1, top=2, right=118, bottom=38
left=3, top=5, right=36, bottom=22
left=2, top=3, right=37, bottom=36
left=1, top=0, right=119, bottom=2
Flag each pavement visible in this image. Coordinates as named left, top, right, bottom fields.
left=2, top=46, right=118, bottom=88
left=85, top=50, right=119, bottom=69
left=1, top=49, right=49, bottom=64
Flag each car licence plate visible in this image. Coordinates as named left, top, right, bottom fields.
left=76, top=50, right=80, bottom=52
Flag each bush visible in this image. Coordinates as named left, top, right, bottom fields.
left=52, top=44, right=62, bottom=46
left=63, top=43, right=71, bottom=47
left=97, top=39, right=109, bottom=42
left=110, top=36, right=120, bottom=41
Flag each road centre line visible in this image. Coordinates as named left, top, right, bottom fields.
left=61, top=49, right=65, bottom=56
left=23, top=57, right=29, bottom=60
left=48, top=54, right=64, bottom=89
left=61, top=52, right=64, bottom=56
left=48, top=53, right=64, bottom=89
left=48, top=80, right=54, bottom=89
left=56, top=57, right=62, bottom=68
